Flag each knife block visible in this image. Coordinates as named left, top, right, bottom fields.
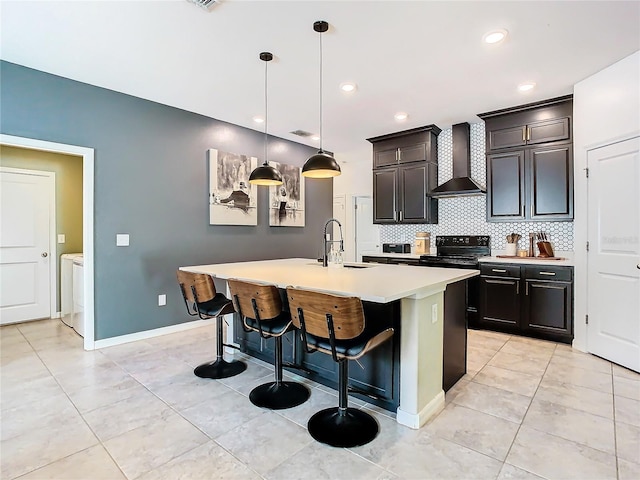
left=537, top=241, right=555, bottom=258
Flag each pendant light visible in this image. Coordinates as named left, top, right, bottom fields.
left=249, top=52, right=283, bottom=186
left=302, top=20, right=341, bottom=179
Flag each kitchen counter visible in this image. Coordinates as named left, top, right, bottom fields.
left=181, top=258, right=478, bottom=428
left=362, top=252, right=429, bottom=260
left=480, top=251, right=574, bottom=267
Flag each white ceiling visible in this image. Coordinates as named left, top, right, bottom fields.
left=1, top=1, right=639, bottom=163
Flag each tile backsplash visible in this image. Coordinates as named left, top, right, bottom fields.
left=379, top=123, right=575, bottom=252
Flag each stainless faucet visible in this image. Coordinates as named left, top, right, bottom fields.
left=323, top=218, right=344, bottom=267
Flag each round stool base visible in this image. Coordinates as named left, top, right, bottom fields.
left=194, top=359, right=247, bottom=379
left=249, top=381, right=310, bottom=410
left=308, top=407, right=379, bottom=447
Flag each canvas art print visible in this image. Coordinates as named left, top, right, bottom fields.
left=209, top=149, right=258, bottom=226
left=269, top=161, right=305, bottom=227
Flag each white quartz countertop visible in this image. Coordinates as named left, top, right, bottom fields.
left=479, top=251, right=574, bottom=267
left=363, top=252, right=428, bottom=260
left=181, top=258, right=478, bottom=303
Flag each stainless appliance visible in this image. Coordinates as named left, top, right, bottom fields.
left=383, top=243, right=411, bottom=253
left=419, top=235, right=491, bottom=319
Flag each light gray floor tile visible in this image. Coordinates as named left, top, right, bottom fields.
left=550, top=349, right=613, bottom=374
left=66, top=375, right=148, bottom=413
left=522, top=398, right=615, bottom=454
left=614, top=374, right=640, bottom=401
left=615, top=421, right=640, bottom=463
left=0, top=410, right=99, bottom=479
left=536, top=378, right=614, bottom=419
left=103, top=412, right=209, bottom=479
left=266, top=441, right=386, bottom=480
left=274, top=386, right=340, bottom=427
left=215, top=411, right=313, bottom=474
left=507, top=335, right=557, bottom=350
left=466, top=360, right=485, bottom=378
left=445, top=378, right=471, bottom=405
left=217, top=360, right=274, bottom=391
left=615, top=395, right=640, bottom=427
left=467, top=332, right=509, bottom=351
left=82, top=389, right=174, bottom=441
left=138, top=441, right=261, bottom=480
left=467, top=345, right=499, bottom=364
left=145, top=369, right=233, bottom=409
left=426, top=403, right=519, bottom=461
left=497, top=463, right=545, bottom=480
left=507, top=426, right=617, bottom=480
left=618, top=458, right=640, bottom=480
left=17, top=445, right=126, bottom=480
left=179, top=389, right=265, bottom=439
left=488, top=351, right=550, bottom=377
left=613, top=363, right=640, bottom=380
left=543, top=359, right=613, bottom=394
left=451, top=381, right=532, bottom=423
left=0, top=374, right=67, bottom=412
left=499, top=341, right=555, bottom=361
left=473, top=365, right=541, bottom=397
left=372, top=429, right=503, bottom=479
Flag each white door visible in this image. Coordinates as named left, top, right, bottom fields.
left=587, top=136, right=640, bottom=372
left=0, top=169, right=54, bottom=324
left=355, top=196, right=380, bottom=261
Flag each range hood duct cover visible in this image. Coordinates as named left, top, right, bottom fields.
left=431, top=122, right=486, bottom=197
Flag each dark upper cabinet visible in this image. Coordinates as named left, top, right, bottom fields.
left=368, top=125, right=440, bottom=224
left=479, top=95, right=574, bottom=222
left=373, top=163, right=438, bottom=224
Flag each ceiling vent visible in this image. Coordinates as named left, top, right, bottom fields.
left=186, top=0, right=217, bottom=11
left=290, top=129, right=314, bottom=138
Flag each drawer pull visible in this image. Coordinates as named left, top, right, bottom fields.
left=492, top=269, right=507, bottom=273
left=539, top=271, right=556, bottom=276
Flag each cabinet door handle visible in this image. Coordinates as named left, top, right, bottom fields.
left=526, top=282, right=529, bottom=296
left=531, top=204, right=534, bottom=218
left=521, top=204, right=525, bottom=217
left=399, top=210, right=403, bottom=222
left=526, top=126, right=531, bottom=141
left=396, top=148, right=400, bottom=162
left=393, top=210, right=397, bottom=221
left=539, top=271, right=556, bottom=276
left=522, top=127, right=526, bottom=142
left=516, top=282, right=520, bottom=295
left=492, top=269, right=507, bottom=273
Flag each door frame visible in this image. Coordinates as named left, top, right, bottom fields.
left=0, top=134, right=95, bottom=350
left=0, top=167, right=56, bottom=324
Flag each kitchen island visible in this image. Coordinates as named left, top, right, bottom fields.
left=180, top=258, right=478, bottom=428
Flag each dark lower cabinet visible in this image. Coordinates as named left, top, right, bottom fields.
left=477, top=263, right=573, bottom=343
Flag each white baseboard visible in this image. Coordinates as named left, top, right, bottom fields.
left=93, top=319, right=215, bottom=349
left=51, top=312, right=61, bottom=319
left=396, top=390, right=445, bottom=429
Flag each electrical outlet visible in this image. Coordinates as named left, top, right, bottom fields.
left=158, top=294, right=166, bottom=306
left=431, top=304, right=438, bottom=324
left=116, top=234, right=130, bottom=246
left=57, top=234, right=66, bottom=244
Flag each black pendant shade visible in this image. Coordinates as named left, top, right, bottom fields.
left=249, top=163, right=283, bottom=185
left=302, top=20, right=341, bottom=179
left=302, top=150, right=341, bottom=178
left=249, top=51, right=283, bottom=186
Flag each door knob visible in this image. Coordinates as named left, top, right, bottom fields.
left=637, top=264, right=640, bottom=270
left=42, top=252, right=48, bottom=257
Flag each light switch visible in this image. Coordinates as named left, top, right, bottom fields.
left=57, top=234, right=66, bottom=244
left=158, top=294, right=166, bottom=306
left=116, top=234, right=130, bottom=247
left=431, top=304, right=438, bottom=324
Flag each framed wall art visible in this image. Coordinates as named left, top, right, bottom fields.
left=269, top=161, right=305, bottom=227
left=208, top=149, right=258, bottom=226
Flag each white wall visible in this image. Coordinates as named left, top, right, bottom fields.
left=573, top=50, right=640, bottom=351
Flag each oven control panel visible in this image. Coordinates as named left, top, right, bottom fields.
left=435, top=235, right=490, bottom=247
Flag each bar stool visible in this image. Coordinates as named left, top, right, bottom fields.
left=286, top=286, right=394, bottom=448
left=176, top=270, right=247, bottom=379
left=227, top=278, right=310, bottom=410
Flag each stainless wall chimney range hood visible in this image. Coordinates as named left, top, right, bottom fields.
left=430, top=122, right=486, bottom=197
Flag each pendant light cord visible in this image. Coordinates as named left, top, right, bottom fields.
left=264, top=57, right=268, bottom=166
left=319, top=28, right=323, bottom=152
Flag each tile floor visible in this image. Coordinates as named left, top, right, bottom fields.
left=1, top=319, right=639, bottom=479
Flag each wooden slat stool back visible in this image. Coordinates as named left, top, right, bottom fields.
left=176, top=270, right=246, bottom=379
left=286, top=286, right=394, bottom=447
left=228, top=278, right=310, bottom=410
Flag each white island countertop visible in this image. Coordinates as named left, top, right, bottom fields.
left=181, top=257, right=478, bottom=303
left=479, top=251, right=575, bottom=267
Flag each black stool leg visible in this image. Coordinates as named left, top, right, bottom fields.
left=307, top=360, right=379, bottom=447
left=194, top=316, right=247, bottom=379
left=249, top=335, right=310, bottom=410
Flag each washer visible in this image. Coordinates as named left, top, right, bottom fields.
left=61, top=253, right=82, bottom=327
left=72, top=255, right=84, bottom=337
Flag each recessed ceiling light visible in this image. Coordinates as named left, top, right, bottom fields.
left=340, top=82, right=357, bottom=93
left=311, top=135, right=320, bottom=141
left=518, top=82, right=536, bottom=92
left=483, top=29, right=508, bottom=44
left=394, top=112, right=408, bottom=121
left=252, top=115, right=264, bottom=123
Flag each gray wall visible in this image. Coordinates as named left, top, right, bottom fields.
left=0, top=61, right=333, bottom=340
